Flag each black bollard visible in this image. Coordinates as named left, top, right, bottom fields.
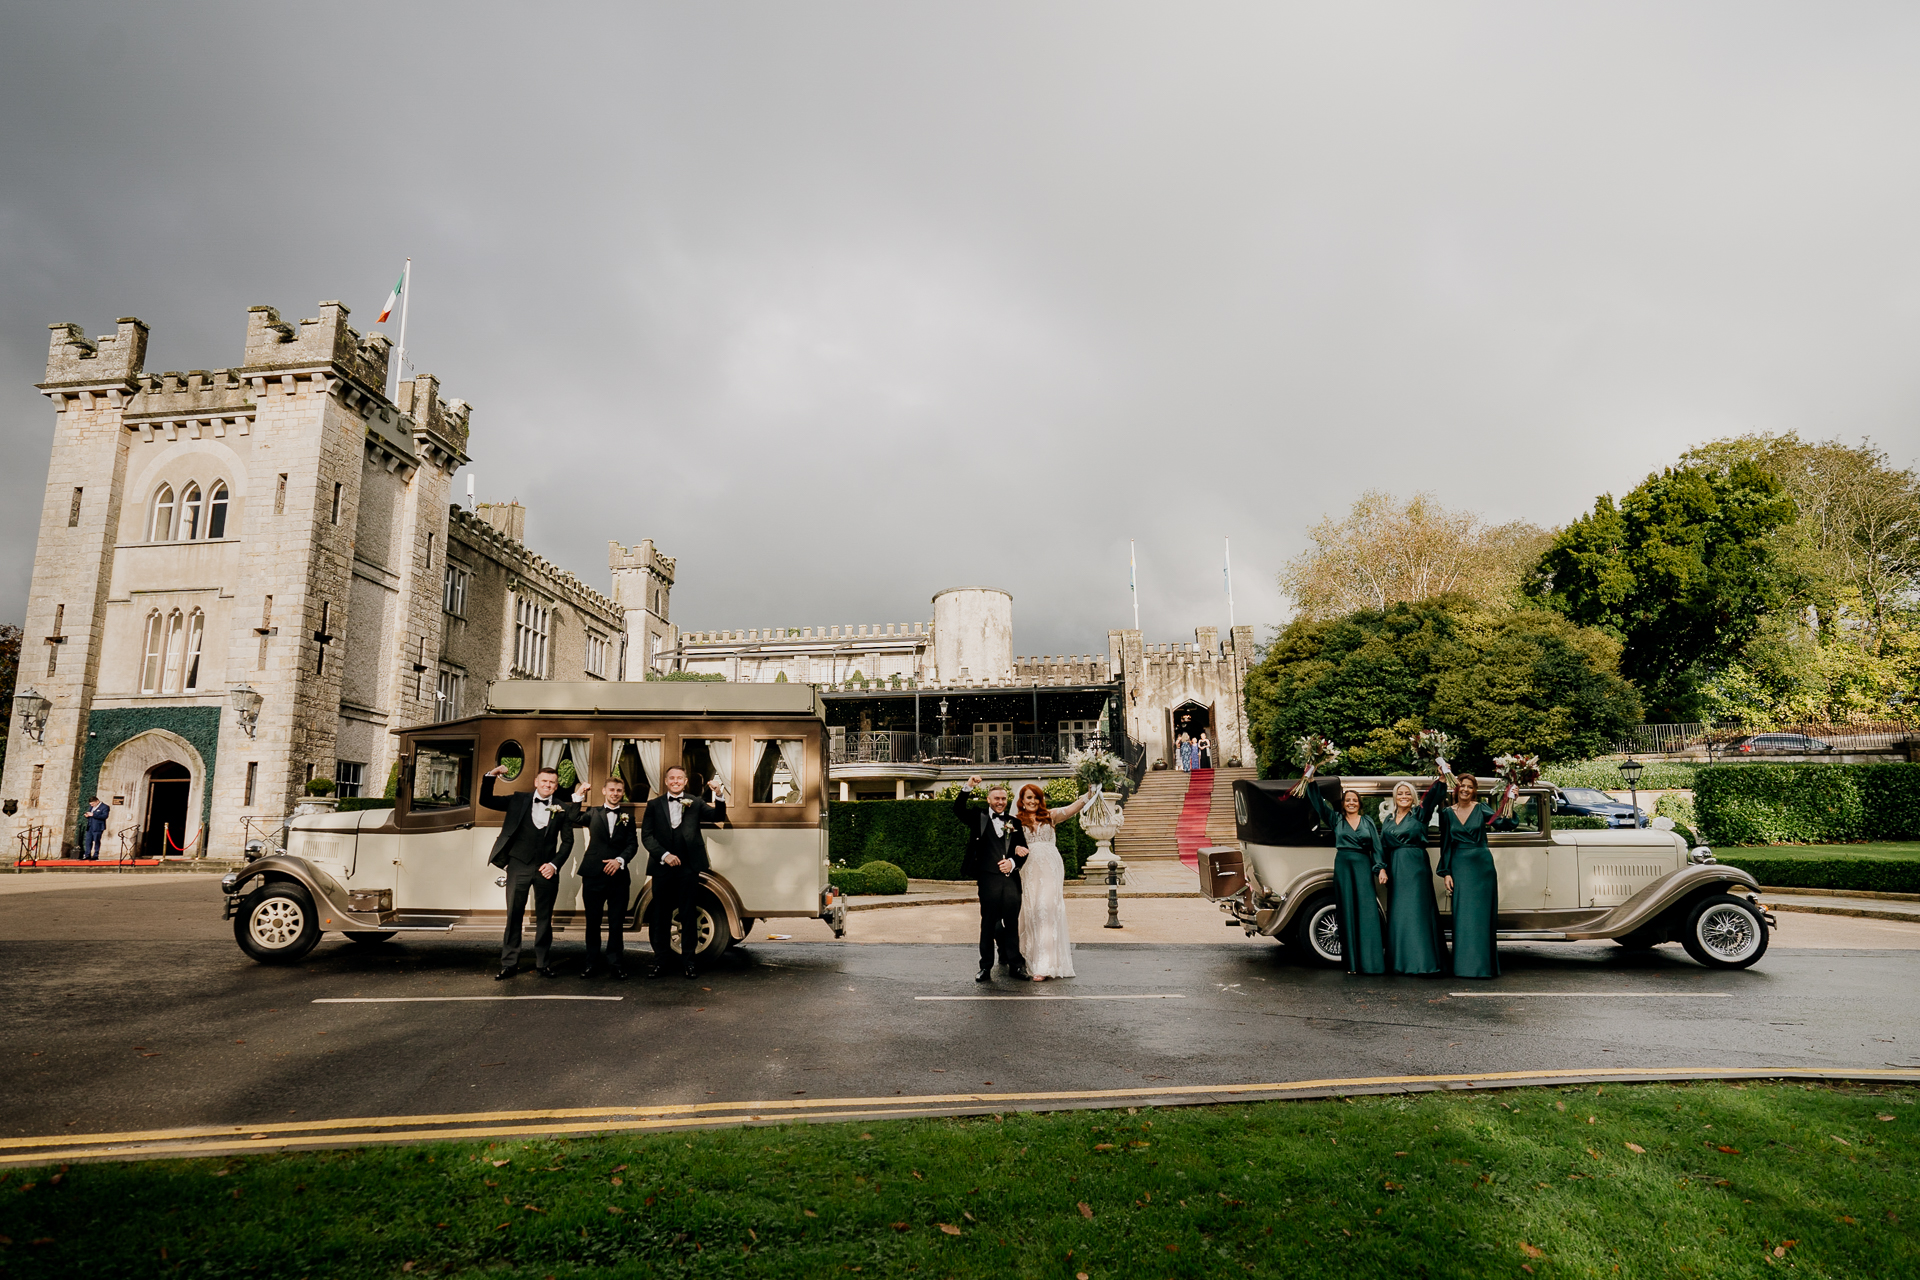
left=1104, top=860, right=1122, bottom=929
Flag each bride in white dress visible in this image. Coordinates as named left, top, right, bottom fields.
left=1014, top=782, right=1095, bottom=981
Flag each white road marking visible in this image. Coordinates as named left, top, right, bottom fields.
left=1447, top=992, right=1731, bottom=998
left=915, top=994, right=1186, bottom=1002
left=311, top=996, right=624, bottom=1004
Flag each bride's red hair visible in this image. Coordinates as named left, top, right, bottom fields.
left=1016, top=783, right=1053, bottom=830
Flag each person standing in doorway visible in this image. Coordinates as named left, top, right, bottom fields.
left=81, top=797, right=110, bottom=861
left=1196, top=732, right=1213, bottom=770
left=481, top=764, right=581, bottom=980
left=640, top=765, right=727, bottom=979
left=571, top=775, right=639, bottom=978
left=953, top=776, right=1030, bottom=981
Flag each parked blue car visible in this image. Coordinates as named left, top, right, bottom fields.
left=1551, top=786, right=1647, bottom=828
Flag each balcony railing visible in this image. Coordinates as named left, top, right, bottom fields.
left=829, top=731, right=1125, bottom=770
left=1613, top=718, right=1915, bottom=757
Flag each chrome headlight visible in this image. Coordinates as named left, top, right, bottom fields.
left=1689, top=846, right=1717, bottom=865
left=220, top=872, right=239, bottom=893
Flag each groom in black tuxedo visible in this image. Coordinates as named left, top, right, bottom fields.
left=953, top=775, right=1029, bottom=982
left=640, top=765, right=727, bottom=979
left=571, top=775, right=640, bottom=978
left=480, top=764, right=581, bottom=979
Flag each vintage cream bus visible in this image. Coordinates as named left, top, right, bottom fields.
left=1202, top=776, right=1774, bottom=970
left=222, top=681, right=844, bottom=964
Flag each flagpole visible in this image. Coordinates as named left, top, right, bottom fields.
left=394, top=257, right=411, bottom=399
left=1129, top=539, right=1139, bottom=633
left=1224, top=537, right=1235, bottom=628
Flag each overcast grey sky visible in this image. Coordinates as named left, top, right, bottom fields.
left=4, top=2, right=1917, bottom=653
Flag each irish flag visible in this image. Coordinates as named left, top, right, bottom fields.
left=376, top=268, right=405, bottom=324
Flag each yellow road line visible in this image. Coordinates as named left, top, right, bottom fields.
left=3, top=1065, right=1913, bottom=1160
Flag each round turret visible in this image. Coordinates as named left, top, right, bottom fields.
left=931, top=587, right=1013, bottom=683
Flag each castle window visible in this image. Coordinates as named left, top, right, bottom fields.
left=435, top=667, right=466, bottom=722
left=180, top=484, right=202, bottom=540
left=140, top=612, right=164, bottom=693
left=330, top=481, right=343, bottom=524
left=161, top=611, right=187, bottom=693
left=206, top=483, right=229, bottom=538
left=150, top=485, right=175, bottom=542
left=442, top=565, right=469, bottom=617
left=69, top=488, right=82, bottom=527
left=183, top=611, right=205, bottom=691
left=274, top=474, right=287, bottom=516
left=513, top=595, right=551, bottom=678
left=334, top=761, right=364, bottom=799
left=585, top=631, right=609, bottom=678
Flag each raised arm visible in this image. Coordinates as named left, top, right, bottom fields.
left=1419, top=777, right=1447, bottom=825
left=1049, top=790, right=1093, bottom=823
left=1302, top=781, right=1334, bottom=826
left=479, top=772, right=511, bottom=813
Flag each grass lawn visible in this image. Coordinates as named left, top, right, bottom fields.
left=1740, top=842, right=1920, bottom=859
left=3, top=1081, right=1914, bottom=1278
left=1715, top=843, right=1920, bottom=894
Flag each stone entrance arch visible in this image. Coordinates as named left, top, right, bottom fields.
left=1170, top=700, right=1213, bottom=766
left=96, top=729, right=206, bottom=858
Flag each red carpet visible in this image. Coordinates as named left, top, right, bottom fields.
left=1175, top=768, right=1214, bottom=868
left=16, top=858, right=161, bottom=867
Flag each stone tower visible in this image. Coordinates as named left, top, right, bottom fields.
left=608, top=540, right=676, bottom=678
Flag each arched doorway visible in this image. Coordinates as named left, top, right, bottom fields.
left=1171, top=700, right=1214, bottom=768
left=141, top=762, right=191, bottom=859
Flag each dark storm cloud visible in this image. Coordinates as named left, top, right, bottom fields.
left=4, top=2, right=1918, bottom=650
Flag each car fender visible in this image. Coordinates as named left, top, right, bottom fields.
left=1560, top=863, right=1762, bottom=940
left=635, top=870, right=746, bottom=941
left=224, top=855, right=381, bottom=932
left=1255, top=868, right=1337, bottom=938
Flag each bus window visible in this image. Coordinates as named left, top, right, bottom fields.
left=752, top=739, right=805, bottom=804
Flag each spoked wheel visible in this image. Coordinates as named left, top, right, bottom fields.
left=1680, top=894, right=1769, bottom=969
left=1288, top=893, right=1343, bottom=968
left=235, top=882, right=322, bottom=964
left=654, top=890, right=732, bottom=962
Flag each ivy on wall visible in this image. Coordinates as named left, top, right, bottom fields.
left=77, top=706, right=223, bottom=835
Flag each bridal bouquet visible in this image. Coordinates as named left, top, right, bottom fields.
left=1490, top=752, right=1541, bottom=821
left=1285, top=733, right=1341, bottom=798
left=1410, top=729, right=1454, bottom=776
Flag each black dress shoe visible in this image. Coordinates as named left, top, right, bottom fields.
left=1010, top=967, right=1032, bottom=981
left=609, top=965, right=628, bottom=980
left=536, top=966, right=560, bottom=979
left=580, top=965, right=603, bottom=980
left=682, top=964, right=699, bottom=979
left=494, top=968, right=517, bottom=981
left=976, top=968, right=993, bottom=983
left=646, top=964, right=666, bottom=979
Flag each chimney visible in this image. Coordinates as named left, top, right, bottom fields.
left=476, top=500, right=526, bottom=543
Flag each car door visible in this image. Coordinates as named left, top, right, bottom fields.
left=1488, top=796, right=1552, bottom=914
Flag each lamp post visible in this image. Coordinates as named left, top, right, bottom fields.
left=13, top=687, right=50, bottom=743
left=1619, top=756, right=1645, bottom=828
left=937, top=697, right=949, bottom=750
left=230, top=683, right=263, bottom=738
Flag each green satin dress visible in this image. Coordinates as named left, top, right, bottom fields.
left=1437, top=799, right=1501, bottom=979
left=1380, top=780, right=1449, bottom=976
left=1305, top=785, right=1388, bottom=975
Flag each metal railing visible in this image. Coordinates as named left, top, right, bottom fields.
left=829, top=732, right=1125, bottom=769
left=1613, top=718, right=1915, bottom=757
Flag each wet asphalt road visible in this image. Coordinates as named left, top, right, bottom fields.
left=3, top=879, right=1917, bottom=1142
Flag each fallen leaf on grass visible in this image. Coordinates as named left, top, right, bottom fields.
left=1717, top=1146, right=1739, bottom=1154
left=911, top=1171, right=923, bottom=1180
left=492, top=1159, right=511, bottom=1167
left=611, top=1164, right=627, bottom=1173
left=1773, top=1239, right=1798, bottom=1258
left=1520, top=1242, right=1545, bottom=1258
left=611, top=1177, right=623, bottom=1186
left=1077, top=1273, right=1090, bottom=1280
left=1078, top=1202, right=1093, bottom=1219
left=1587, top=1149, right=1601, bottom=1160
left=1831, top=1136, right=1851, bottom=1146
left=402, top=1264, right=416, bottom=1273
left=1383, top=1182, right=1401, bottom=1192
left=1094, top=1143, right=1115, bottom=1151
left=606, top=1206, right=625, bottom=1215
left=963, top=1212, right=976, bottom=1223
left=890, top=1223, right=909, bottom=1233
left=803, top=1209, right=817, bottom=1218
left=1877, top=1114, right=1896, bottom=1122
left=939, top=1223, right=961, bottom=1236
left=1625, top=1143, right=1646, bottom=1154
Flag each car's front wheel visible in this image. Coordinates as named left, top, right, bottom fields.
left=1288, top=893, right=1343, bottom=968
left=1679, top=894, right=1769, bottom=969
left=235, top=881, right=322, bottom=964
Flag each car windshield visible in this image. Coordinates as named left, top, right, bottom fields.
left=411, top=739, right=475, bottom=809
left=1562, top=788, right=1612, bottom=804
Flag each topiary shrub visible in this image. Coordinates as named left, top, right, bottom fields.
left=1693, top=763, right=1920, bottom=845
left=828, top=799, right=1090, bottom=880
left=829, top=863, right=871, bottom=895
left=1542, top=761, right=1698, bottom=790
left=304, top=777, right=335, bottom=796
left=856, top=860, right=909, bottom=894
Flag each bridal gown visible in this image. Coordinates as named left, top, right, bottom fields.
left=1018, top=818, right=1075, bottom=978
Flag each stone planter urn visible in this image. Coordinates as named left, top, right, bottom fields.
left=1079, top=790, right=1126, bottom=883
left=292, top=797, right=339, bottom=818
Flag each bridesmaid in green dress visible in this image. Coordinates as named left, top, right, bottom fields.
left=1304, top=783, right=1388, bottom=975
left=1437, top=770, right=1501, bottom=979
left=1380, top=778, right=1450, bottom=976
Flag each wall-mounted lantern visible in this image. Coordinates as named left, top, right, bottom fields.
left=230, top=683, right=264, bottom=738
left=13, top=687, right=50, bottom=742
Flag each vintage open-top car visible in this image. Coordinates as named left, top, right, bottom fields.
left=222, top=681, right=845, bottom=964
left=1202, top=776, right=1774, bottom=970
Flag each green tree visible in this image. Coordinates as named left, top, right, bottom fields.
left=1523, top=461, right=1799, bottom=720
left=1245, top=597, right=1641, bottom=776
left=0, top=624, right=19, bottom=776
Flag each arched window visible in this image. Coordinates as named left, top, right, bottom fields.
left=161, top=611, right=186, bottom=693
left=150, top=485, right=175, bottom=542
left=206, top=483, right=229, bottom=539
left=141, top=612, right=165, bottom=693
left=183, top=611, right=205, bottom=690
left=180, top=484, right=202, bottom=541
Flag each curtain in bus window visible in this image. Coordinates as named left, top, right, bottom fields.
left=539, top=738, right=593, bottom=789
left=707, top=738, right=733, bottom=798
left=612, top=738, right=660, bottom=803
left=754, top=739, right=806, bottom=804
left=778, top=739, right=805, bottom=803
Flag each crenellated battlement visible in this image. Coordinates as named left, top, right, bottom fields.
left=449, top=505, right=620, bottom=619
left=42, top=317, right=149, bottom=388
left=609, top=539, right=677, bottom=584
left=680, top=623, right=927, bottom=645
left=1013, top=654, right=1112, bottom=682
left=243, top=301, right=391, bottom=391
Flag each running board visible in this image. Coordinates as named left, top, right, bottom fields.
left=1496, top=930, right=1572, bottom=941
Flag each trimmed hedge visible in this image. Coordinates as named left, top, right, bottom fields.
left=1554, top=815, right=1609, bottom=830
left=1716, top=850, right=1920, bottom=896
left=1693, top=763, right=1920, bottom=846
left=827, top=799, right=1091, bottom=881
left=338, top=798, right=396, bottom=813
left=1542, top=761, right=1699, bottom=790
left=828, top=860, right=909, bottom=896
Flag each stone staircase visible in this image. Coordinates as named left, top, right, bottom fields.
left=1113, top=766, right=1257, bottom=861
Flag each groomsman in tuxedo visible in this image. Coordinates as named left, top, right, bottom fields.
left=953, top=775, right=1029, bottom=982
left=480, top=764, right=581, bottom=979
left=640, top=765, right=726, bottom=979
left=571, top=775, right=639, bottom=978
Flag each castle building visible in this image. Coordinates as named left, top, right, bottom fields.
left=4, top=303, right=636, bottom=860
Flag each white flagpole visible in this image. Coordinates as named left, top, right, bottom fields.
left=1130, top=539, right=1139, bottom=632
left=1224, top=537, right=1235, bottom=628
left=394, top=257, right=412, bottom=398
